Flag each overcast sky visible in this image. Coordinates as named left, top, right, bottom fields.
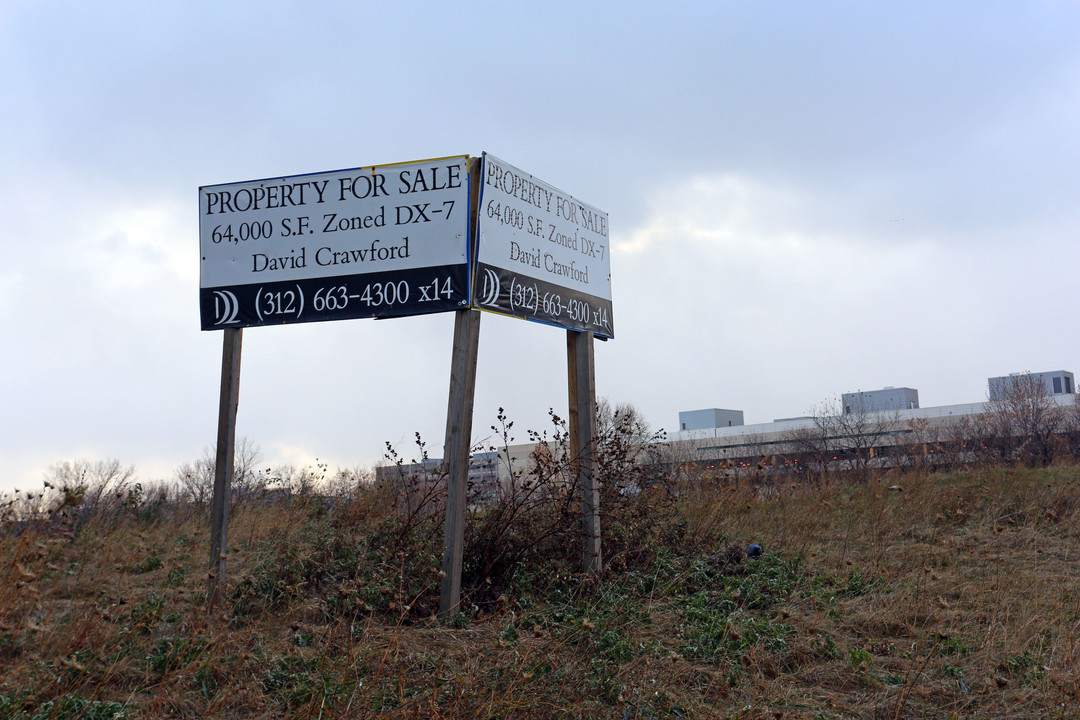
left=3, top=1, right=1079, bottom=492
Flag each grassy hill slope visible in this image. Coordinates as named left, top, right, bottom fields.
left=3, top=465, right=1080, bottom=719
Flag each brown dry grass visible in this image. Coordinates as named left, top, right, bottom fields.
left=3, top=465, right=1080, bottom=719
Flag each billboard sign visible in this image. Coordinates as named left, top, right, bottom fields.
left=199, top=156, right=471, bottom=330
left=474, top=153, right=613, bottom=337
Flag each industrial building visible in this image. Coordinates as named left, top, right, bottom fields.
left=382, top=370, right=1076, bottom=495
left=670, top=371, right=1075, bottom=469
left=841, top=387, right=919, bottom=414
left=988, top=371, right=1074, bottom=401
left=678, top=408, right=743, bottom=431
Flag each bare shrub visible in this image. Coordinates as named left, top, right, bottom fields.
left=174, top=437, right=263, bottom=506
left=896, top=416, right=943, bottom=473
left=982, top=373, right=1066, bottom=466
left=0, top=459, right=168, bottom=539
left=457, top=408, right=580, bottom=601
left=323, top=464, right=373, bottom=498
left=43, top=458, right=136, bottom=514
left=264, top=461, right=328, bottom=498
left=376, top=433, right=449, bottom=542
left=297, top=403, right=686, bottom=618
left=783, top=402, right=844, bottom=481
left=1062, top=392, right=1080, bottom=458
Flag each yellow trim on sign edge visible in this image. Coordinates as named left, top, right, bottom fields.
left=471, top=305, right=518, bottom=320
left=371, top=154, right=470, bottom=172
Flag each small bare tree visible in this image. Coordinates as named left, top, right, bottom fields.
left=783, top=401, right=843, bottom=481
left=174, top=437, right=262, bottom=506
left=835, top=406, right=902, bottom=480
left=783, top=399, right=900, bottom=481
left=984, top=372, right=1064, bottom=466
left=594, top=399, right=666, bottom=496
left=43, top=458, right=136, bottom=514
left=897, top=416, right=943, bottom=473
left=1062, top=393, right=1080, bottom=459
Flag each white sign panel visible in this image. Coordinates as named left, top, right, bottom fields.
left=199, top=156, right=470, bottom=329
left=475, top=153, right=613, bottom=337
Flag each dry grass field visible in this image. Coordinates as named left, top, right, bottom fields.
left=3, top=463, right=1080, bottom=719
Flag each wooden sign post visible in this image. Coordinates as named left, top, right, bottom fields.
left=207, top=327, right=242, bottom=612
left=568, top=329, right=601, bottom=574
left=438, top=157, right=483, bottom=617
left=438, top=308, right=482, bottom=617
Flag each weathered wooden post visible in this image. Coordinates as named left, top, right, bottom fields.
left=207, top=326, right=242, bottom=612
left=438, top=156, right=483, bottom=618
left=568, top=328, right=601, bottom=574
left=438, top=308, right=481, bottom=617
